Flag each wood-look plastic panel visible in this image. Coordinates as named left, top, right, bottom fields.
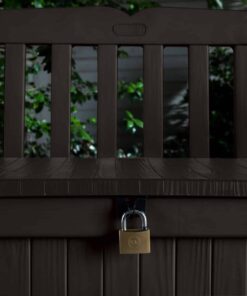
left=1, top=8, right=247, bottom=44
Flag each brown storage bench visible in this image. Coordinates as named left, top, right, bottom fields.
left=0, top=7, right=247, bottom=296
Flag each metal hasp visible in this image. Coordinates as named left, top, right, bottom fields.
left=116, top=197, right=146, bottom=218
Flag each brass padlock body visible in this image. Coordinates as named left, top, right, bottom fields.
left=119, top=228, right=151, bottom=254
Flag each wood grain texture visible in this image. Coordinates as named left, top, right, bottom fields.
left=1, top=8, right=247, bottom=44
left=3, top=157, right=247, bottom=180
left=68, top=239, right=103, bottom=296
left=0, top=198, right=113, bottom=237
left=141, top=239, right=175, bottom=296
left=4, top=44, right=25, bottom=157
left=234, top=46, right=247, bottom=157
left=217, top=47, right=247, bottom=296
left=1, top=6, right=247, bottom=296
left=212, top=44, right=247, bottom=294
left=1, top=158, right=247, bottom=196
left=176, top=239, right=211, bottom=296
left=104, top=240, right=139, bottom=296
left=1, top=198, right=247, bottom=237
left=144, top=45, right=163, bottom=157
left=97, top=45, right=117, bottom=157
left=32, top=239, right=67, bottom=296
left=213, top=239, right=246, bottom=296
left=189, top=46, right=209, bottom=157
left=147, top=198, right=247, bottom=237
left=185, top=49, right=210, bottom=296
left=51, top=45, right=71, bottom=157
left=38, top=46, right=70, bottom=296
left=0, top=239, right=30, bottom=296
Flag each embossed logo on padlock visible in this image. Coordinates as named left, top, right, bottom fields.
left=128, top=235, right=141, bottom=248
left=119, top=210, right=151, bottom=254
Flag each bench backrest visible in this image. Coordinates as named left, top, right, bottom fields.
left=1, top=7, right=247, bottom=158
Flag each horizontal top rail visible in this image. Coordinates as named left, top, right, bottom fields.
left=1, top=158, right=247, bottom=196
left=0, top=7, right=247, bottom=44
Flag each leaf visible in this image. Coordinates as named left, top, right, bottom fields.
left=207, top=0, right=224, bottom=9
left=127, top=120, right=134, bottom=129
left=31, top=0, right=45, bottom=8
left=118, top=49, right=129, bottom=59
left=87, top=117, right=97, bottom=124
left=133, top=118, right=144, bottom=128
left=125, top=110, right=134, bottom=119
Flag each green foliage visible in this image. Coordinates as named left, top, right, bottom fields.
left=164, top=91, right=189, bottom=158
left=2, top=0, right=159, bottom=13
left=0, top=0, right=239, bottom=158
left=206, top=0, right=235, bottom=157
left=118, top=80, right=143, bottom=102
left=207, top=0, right=224, bottom=9
left=164, top=46, right=235, bottom=158
left=164, top=0, right=236, bottom=158
left=24, top=46, right=51, bottom=156
left=0, top=0, right=155, bottom=158
left=117, top=77, right=144, bottom=157
left=124, top=110, right=143, bottom=132
left=70, top=57, right=98, bottom=157
left=207, top=0, right=247, bottom=8
left=209, top=47, right=234, bottom=157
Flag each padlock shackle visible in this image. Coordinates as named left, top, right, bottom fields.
left=121, top=209, right=148, bottom=231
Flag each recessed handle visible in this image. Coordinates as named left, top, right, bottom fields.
left=113, top=23, right=147, bottom=36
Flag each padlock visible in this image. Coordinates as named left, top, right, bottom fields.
left=119, top=209, right=151, bottom=254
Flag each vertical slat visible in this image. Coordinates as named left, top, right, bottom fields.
left=68, top=239, right=103, bottom=296
left=176, top=239, right=211, bottom=296
left=234, top=45, right=247, bottom=157
left=141, top=239, right=175, bottom=296
left=184, top=47, right=211, bottom=295
left=97, top=45, right=117, bottom=158
left=51, top=45, right=71, bottom=157
left=0, top=239, right=30, bottom=296
left=4, top=44, right=25, bottom=157
left=2, top=45, right=29, bottom=296
left=104, top=240, right=139, bottom=296
left=144, top=45, right=163, bottom=157
left=189, top=45, right=209, bottom=157
left=32, top=239, right=67, bottom=296
left=213, top=239, right=246, bottom=295
left=48, top=45, right=70, bottom=296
